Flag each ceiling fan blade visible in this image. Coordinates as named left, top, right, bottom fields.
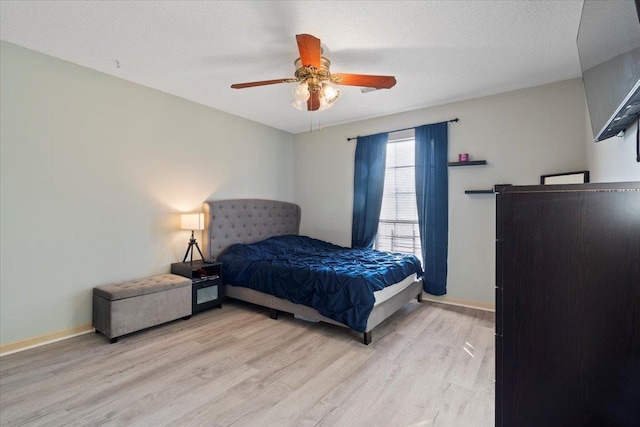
left=296, top=34, right=321, bottom=68
left=231, top=78, right=295, bottom=89
left=307, top=91, right=320, bottom=111
left=331, top=73, right=397, bottom=89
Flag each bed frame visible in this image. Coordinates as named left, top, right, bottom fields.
left=202, top=199, right=423, bottom=345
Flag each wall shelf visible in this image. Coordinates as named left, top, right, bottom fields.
left=465, top=184, right=511, bottom=195
left=447, top=160, right=487, bottom=167
left=465, top=189, right=495, bottom=194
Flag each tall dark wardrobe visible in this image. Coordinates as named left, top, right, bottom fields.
left=495, top=182, right=640, bottom=426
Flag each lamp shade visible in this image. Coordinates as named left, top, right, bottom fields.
left=181, top=213, right=204, bottom=231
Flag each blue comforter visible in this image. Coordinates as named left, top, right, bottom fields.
left=218, top=235, right=423, bottom=332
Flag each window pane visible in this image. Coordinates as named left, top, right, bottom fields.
left=394, top=167, right=414, bottom=192
left=385, top=143, right=397, bottom=168
left=376, top=132, right=422, bottom=264
left=394, top=140, right=414, bottom=167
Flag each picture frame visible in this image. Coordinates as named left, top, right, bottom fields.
left=540, top=170, right=590, bottom=185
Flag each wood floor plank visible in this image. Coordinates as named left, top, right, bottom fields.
left=234, top=349, right=371, bottom=427
left=103, top=364, right=260, bottom=426
left=0, top=301, right=495, bottom=427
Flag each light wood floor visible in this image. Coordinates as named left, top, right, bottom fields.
left=0, top=299, right=495, bottom=427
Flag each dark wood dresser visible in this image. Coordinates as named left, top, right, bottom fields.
left=495, top=182, right=640, bottom=426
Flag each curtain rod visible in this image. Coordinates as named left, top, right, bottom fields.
left=346, top=118, right=459, bottom=142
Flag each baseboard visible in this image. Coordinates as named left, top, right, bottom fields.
left=0, top=323, right=94, bottom=357
left=422, top=294, right=495, bottom=312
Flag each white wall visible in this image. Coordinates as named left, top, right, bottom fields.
left=586, top=118, right=640, bottom=182
left=294, top=78, right=588, bottom=305
left=0, top=41, right=294, bottom=345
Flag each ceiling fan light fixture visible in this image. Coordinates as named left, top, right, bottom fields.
left=318, top=83, right=341, bottom=111
left=291, top=82, right=310, bottom=110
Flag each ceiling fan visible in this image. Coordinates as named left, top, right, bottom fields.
left=231, top=34, right=397, bottom=112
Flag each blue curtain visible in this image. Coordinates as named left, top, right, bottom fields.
left=351, top=132, right=388, bottom=248
left=415, top=122, right=448, bottom=295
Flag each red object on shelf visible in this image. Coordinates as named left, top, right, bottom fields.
left=459, top=153, right=469, bottom=162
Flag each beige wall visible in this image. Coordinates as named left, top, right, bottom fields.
left=294, top=79, right=589, bottom=305
left=0, top=41, right=294, bottom=345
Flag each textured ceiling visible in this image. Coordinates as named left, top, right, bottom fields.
left=0, top=1, right=585, bottom=134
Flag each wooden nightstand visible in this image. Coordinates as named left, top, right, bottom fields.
left=171, top=260, right=223, bottom=313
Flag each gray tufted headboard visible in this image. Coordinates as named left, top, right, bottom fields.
left=202, top=199, right=301, bottom=260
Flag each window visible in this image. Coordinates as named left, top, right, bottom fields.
left=375, top=129, right=422, bottom=263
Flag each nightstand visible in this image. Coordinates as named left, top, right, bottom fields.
left=171, top=260, right=223, bottom=313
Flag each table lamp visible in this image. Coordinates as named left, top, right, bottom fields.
left=181, top=213, right=205, bottom=263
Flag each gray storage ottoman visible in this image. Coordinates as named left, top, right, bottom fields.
left=93, top=273, right=192, bottom=343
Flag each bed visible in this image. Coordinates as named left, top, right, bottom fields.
left=202, top=199, right=424, bottom=344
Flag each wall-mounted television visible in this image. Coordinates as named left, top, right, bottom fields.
left=578, top=0, right=640, bottom=142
